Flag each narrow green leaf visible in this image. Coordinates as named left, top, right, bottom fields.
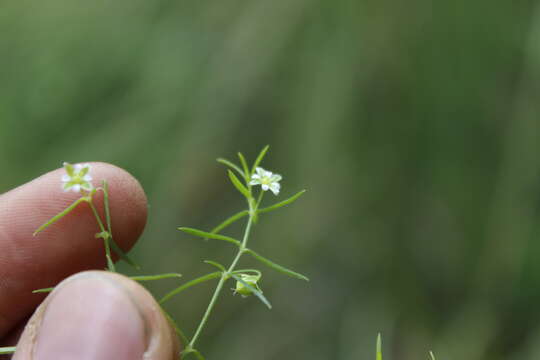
left=130, top=273, right=182, bottom=282
left=33, top=287, right=54, bottom=293
left=33, top=197, right=87, bottom=235
left=230, top=274, right=272, bottom=309
left=179, top=227, right=241, bottom=246
left=204, top=260, right=226, bottom=272
left=109, top=239, right=140, bottom=269
left=245, top=249, right=309, bottom=281
left=228, top=170, right=251, bottom=198
left=258, top=190, right=306, bottom=214
left=429, top=351, right=435, bottom=360
left=0, top=346, right=16, bottom=354
left=237, top=152, right=250, bottom=180
left=232, top=269, right=262, bottom=277
left=217, top=158, right=244, bottom=177
left=160, top=272, right=222, bottom=304
left=209, top=210, right=249, bottom=237
left=376, top=333, right=382, bottom=360
left=251, top=145, right=270, bottom=174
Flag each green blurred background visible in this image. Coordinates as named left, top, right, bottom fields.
left=1, top=1, right=540, bottom=359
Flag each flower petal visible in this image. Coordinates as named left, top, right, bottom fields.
left=61, top=174, right=71, bottom=182
left=269, top=182, right=280, bottom=195
left=72, top=184, right=81, bottom=193
left=261, top=184, right=270, bottom=191
left=249, top=180, right=261, bottom=185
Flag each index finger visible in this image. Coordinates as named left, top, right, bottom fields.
left=0, top=162, right=148, bottom=337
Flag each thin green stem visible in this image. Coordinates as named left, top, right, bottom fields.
left=88, top=199, right=115, bottom=272
left=188, top=203, right=256, bottom=349
left=0, top=346, right=16, bottom=354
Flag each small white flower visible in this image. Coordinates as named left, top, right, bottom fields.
left=61, top=162, right=93, bottom=193
left=250, top=167, right=282, bottom=195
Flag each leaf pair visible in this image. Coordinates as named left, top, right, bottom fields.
left=177, top=227, right=309, bottom=282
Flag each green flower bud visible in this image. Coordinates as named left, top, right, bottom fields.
left=234, top=274, right=262, bottom=297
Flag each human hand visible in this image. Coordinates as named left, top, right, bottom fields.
left=0, top=163, right=179, bottom=359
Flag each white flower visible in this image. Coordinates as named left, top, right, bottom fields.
left=61, top=162, right=93, bottom=193
left=250, top=167, right=282, bottom=195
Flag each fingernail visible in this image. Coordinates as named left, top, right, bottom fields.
left=34, top=274, right=147, bottom=360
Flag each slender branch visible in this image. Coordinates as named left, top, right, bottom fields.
left=88, top=199, right=115, bottom=272
left=188, top=204, right=256, bottom=349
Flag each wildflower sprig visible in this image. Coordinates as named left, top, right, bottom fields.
left=31, top=162, right=181, bottom=290
left=162, top=145, right=308, bottom=359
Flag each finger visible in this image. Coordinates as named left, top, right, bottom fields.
left=13, top=271, right=180, bottom=360
left=0, top=162, right=147, bottom=337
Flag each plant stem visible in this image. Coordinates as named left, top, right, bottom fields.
left=188, top=204, right=256, bottom=350
left=88, top=198, right=115, bottom=272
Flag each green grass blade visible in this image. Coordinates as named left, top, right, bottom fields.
left=376, top=333, right=382, bottom=360
left=130, top=273, right=182, bottom=282
left=0, top=346, right=16, bottom=354
left=209, top=210, right=249, bottom=237
left=217, top=158, right=244, bottom=177
left=258, top=190, right=306, bottom=214
left=178, top=227, right=241, bottom=246
left=204, top=260, right=226, bottom=271
left=160, top=272, right=222, bottom=304
left=251, top=145, right=270, bottom=174
left=32, top=287, right=54, bottom=293
left=245, top=249, right=309, bottom=281
left=237, top=152, right=250, bottom=180
left=33, top=197, right=87, bottom=235
left=429, top=351, right=435, bottom=360
left=231, top=273, right=272, bottom=309
left=228, top=170, right=251, bottom=198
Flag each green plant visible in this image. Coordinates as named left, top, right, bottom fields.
left=0, top=146, right=309, bottom=359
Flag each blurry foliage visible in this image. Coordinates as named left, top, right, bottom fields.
left=1, top=0, right=540, bottom=359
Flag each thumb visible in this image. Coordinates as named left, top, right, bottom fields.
left=13, top=271, right=180, bottom=360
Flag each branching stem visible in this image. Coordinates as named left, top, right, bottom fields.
left=188, top=196, right=258, bottom=350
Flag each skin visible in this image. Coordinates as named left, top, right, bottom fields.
left=0, top=163, right=179, bottom=359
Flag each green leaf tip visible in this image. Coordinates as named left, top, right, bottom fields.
left=429, top=351, right=435, bottom=360
left=217, top=158, right=244, bottom=177
left=376, top=333, right=382, bottom=360
left=227, top=170, right=251, bottom=198
left=160, top=272, right=222, bottom=304
left=251, top=145, right=270, bottom=174
left=33, top=197, right=87, bottom=236
left=246, top=249, right=309, bottom=281
left=204, top=260, right=226, bottom=271
left=0, top=346, right=16, bottom=355
left=33, top=287, right=54, bottom=293
left=178, top=227, right=241, bottom=246
left=258, top=189, right=306, bottom=214
left=130, top=273, right=182, bottom=282
left=237, top=152, right=250, bottom=179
